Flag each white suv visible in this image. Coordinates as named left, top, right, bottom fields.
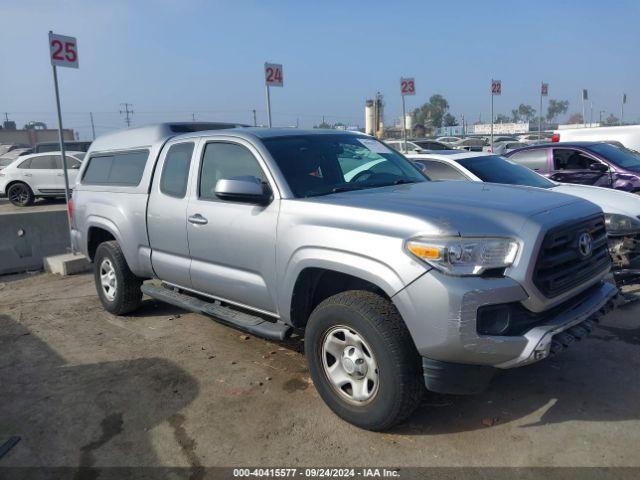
left=0, top=151, right=85, bottom=206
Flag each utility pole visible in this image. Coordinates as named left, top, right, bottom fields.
left=89, top=112, right=96, bottom=140
left=252, top=109, right=257, bottom=127
left=590, top=101, right=593, bottom=127
left=599, top=110, right=605, bottom=125
left=192, top=113, right=196, bottom=122
left=3, top=112, right=8, bottom=122
left=119, top=103, right=134, bottom=127
left=461, top=113, right=465, bottom=138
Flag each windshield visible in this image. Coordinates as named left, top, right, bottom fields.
left=456, top=155, right=555, bottom=189
left=263, top=134, right=427, bottom=198
left=589, top=143, right=640, bottom=169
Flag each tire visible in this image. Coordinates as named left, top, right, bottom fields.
left=7, top=182, right=34, bottom=207
left=94, top=241, right=143, bottom=315
left=305, top=290, right=424, bottom=431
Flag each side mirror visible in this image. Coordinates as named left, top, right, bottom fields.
left=215, top=176, right=272, bottom=205
left=589, top=163, right=609, bottom=173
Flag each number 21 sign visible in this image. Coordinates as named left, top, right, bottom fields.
left=49, top=32, right=78, bottom=68
left=265, top=63, right=283, bottom=87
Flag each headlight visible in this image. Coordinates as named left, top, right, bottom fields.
left=604, top=214, right=640, bottom=234
left=405, top=236, right=519, bottom=276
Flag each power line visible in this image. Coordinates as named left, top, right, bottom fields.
left=119, top=103, right=134, bottom=127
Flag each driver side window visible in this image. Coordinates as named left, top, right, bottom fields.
left=199, top=142, right=267, bottom=201
left=553, top=149, right=599, bottom=170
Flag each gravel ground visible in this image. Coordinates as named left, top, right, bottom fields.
left=0, top=272, right=639, bottom=468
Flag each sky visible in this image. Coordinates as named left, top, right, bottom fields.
left=1, top=0, right=639, bottom=140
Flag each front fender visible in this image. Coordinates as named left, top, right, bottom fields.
left=278, top=246, right=427, bottom=323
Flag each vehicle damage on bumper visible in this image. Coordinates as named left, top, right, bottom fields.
left=608, top=231, right=640, bottom=286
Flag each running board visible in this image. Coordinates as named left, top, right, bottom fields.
left=141, top=283, right=292, bottom=341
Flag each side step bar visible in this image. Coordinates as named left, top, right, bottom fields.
left=141, top=283, right=292, bottom=341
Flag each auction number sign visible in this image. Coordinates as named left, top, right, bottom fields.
left=265, top=63, right=283, bottom=87
left=49, top=32, right=78, bottom=68
left=541, top=83, right=549, bottom=96
left=400, top=77, right=415, bottom=96
left=491, top=79, right=501, bottom=95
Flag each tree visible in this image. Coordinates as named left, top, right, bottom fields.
left=516, top=104, right=536, bottom=122
left=413, top=94, right=450, bottom=128
left=546, top=99, right=569, bottom=122
left=495, top=114, right=511, bottom=124
left=443, top=113, right=458, bottom=127
left=314, top=121, right=332, bottom=129
left=605, top=114, right=619, bottom=126
left=568, top=112, right=584, bottom=124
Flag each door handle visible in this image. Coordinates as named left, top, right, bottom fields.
left=23, top=173, right=32, bottom=177
left=188, top=214, right=208, bottom=225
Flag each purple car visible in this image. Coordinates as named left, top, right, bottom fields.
left=504, top=141, right=640, bottom=193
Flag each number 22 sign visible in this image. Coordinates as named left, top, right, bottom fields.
left=265, top=63, right=283, bottom=87
left=49, top=32, right=78, bottom=68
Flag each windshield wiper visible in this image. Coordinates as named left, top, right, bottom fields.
left=392, top=179, right=418, bottom=185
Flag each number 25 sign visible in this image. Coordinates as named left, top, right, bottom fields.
left=265, top=63, right=283, bottom=87
left=400, top=78, right=415, bottom=96
left=49, top=32, right=78, bottom=68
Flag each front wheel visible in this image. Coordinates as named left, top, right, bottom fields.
left=305, top=291, right=424, bottom=431
left=94, top=241, right=142, bottom=315
left=7, top=182, right=34, bottom=207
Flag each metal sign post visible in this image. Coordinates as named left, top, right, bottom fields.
left=490, top=79, right=501, bottom=151
left=582, top=89, right=588, bottom=127
left=621, top=93, right=627, bottom=125
left=400, top=77, right=415, bottom=152
left=49, top=31, right=78, bottom=252
left=264, top=63, right=283, bottom=128
left=539, top=82, right=548, bottom=140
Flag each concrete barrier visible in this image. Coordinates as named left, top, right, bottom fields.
left=0, top=209, right=71, bottom=275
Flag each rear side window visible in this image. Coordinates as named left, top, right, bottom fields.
left=416, top=161, right=468, bottom=180
left=508, top=149, right=548, bottom=171
left=29, top=155, right=58, bottom=169
left=83, top=150, right=149, bottom=186
left=160, top=142, right=194, bottom=198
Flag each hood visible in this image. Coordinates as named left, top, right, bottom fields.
left=552, top=183, right=640, bottom=217
left=307, top=181, right=592, bottom=237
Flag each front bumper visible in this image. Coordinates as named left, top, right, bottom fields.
left=392, top=269, right=616, bottom=367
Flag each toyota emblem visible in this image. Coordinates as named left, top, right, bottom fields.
left=578, top=232, right=593, bottom=257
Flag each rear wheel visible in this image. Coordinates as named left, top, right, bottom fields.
left=7, top=182, right=34, bottom=207
left=305, top=291, right=424, bottom=430
left=94, top=241, right=142, bottom=315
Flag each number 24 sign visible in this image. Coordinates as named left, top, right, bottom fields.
left=400, top=78, right=415, bottom=96
left=265, top=63, right=283, bottom=87
left=49, top=32, right=78, bottom=68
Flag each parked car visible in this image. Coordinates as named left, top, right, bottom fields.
left=552, top=125, right=640, bottom=152
left=0, top=147, right=34, bottom=167
left=492, top=136, right=519, bottom=143
left=435, top=136, right=461, bottom=145
left=407, top=150, right=640, bottom=287
left=34, top=141, right=93, bottom=153
left=385, top=139, right=451, bottom=153
left=518, top=133, right=552, bottom=144
left=491, top=141, right=527, bottom=155
left=451, top=137, right=485, bottom=152
left=0, top=151, right=85, bottom=206
left=505, top=141, right=640, bottom=192
left=71, top=123, right=616, bottom=430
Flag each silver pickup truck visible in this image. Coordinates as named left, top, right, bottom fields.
left=70, top=123, right=617, bottom=430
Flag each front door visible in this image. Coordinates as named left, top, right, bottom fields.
left=550, top=148, right=612, bottom=187
left=186, top=139, right=279, bottom=315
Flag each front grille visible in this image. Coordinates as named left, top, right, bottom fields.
left=533, top=214, right=611, bottom=297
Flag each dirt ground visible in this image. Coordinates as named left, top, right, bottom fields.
left=0, top=271, right=639, bottom=468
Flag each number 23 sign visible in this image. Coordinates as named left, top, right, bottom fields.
left=265, top=63, right=283, bottom=87
left=400, top=78, right=415, bottom=96
left=49, top=32, right=78, bottom=68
